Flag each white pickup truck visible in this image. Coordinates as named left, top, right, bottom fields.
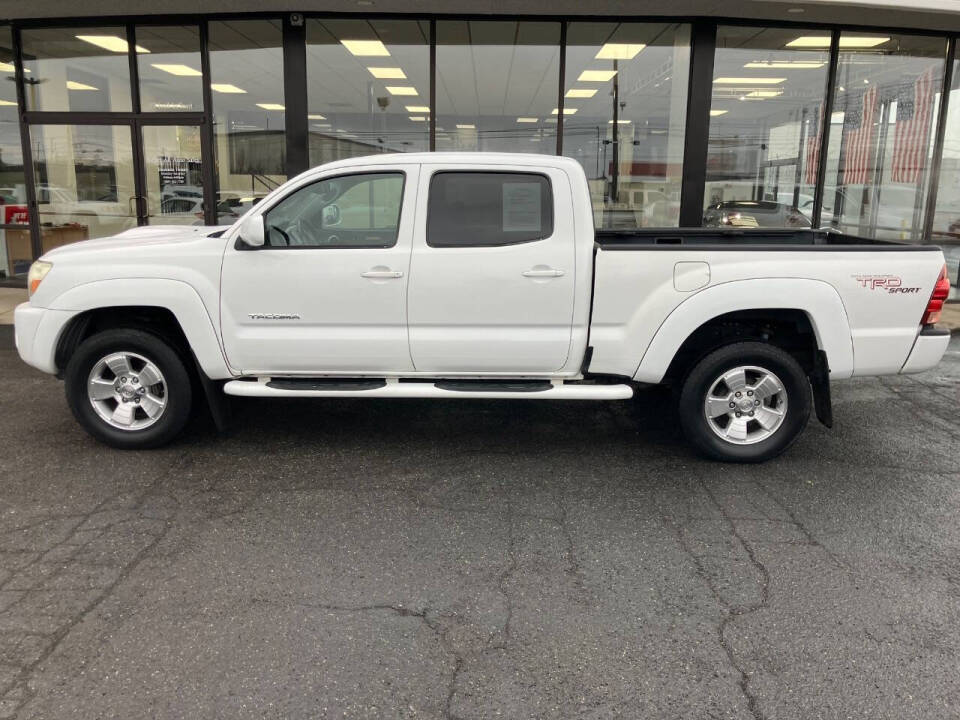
left=13, top=153, right=952, bottom=462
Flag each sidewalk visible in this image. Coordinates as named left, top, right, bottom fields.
left=0, top=287, right=26, bottom=324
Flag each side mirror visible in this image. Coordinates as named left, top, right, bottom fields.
left=238, top=214, right=265, bottom=248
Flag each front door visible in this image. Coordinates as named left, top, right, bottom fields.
left=407, top=166, right=577, bottom=373
left=220, top=165, right=418, bottom=374
left=134, top=118, right=211, bottom=226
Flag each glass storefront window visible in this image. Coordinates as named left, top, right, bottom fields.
left=142, top=124, right=205, bottom=225
left=1, top=27, right=29, bottom=277
left=136, top=25, right=204, bottom=112
left=564, top=22, right=690, bottom=229
left=208, top=20, right=286, bottom=224
left=435, top=21, right=561, bottom=153
left=821, top=32, right=945, bottom=241
left=20, top=27, right=133, bottom=112
left=29, top=124, right=138, bottom=250
left=932, top=45, right=959, bottom=299
left=703, top=26, right=829, bottom=229
left=306, top=19, right=430, bottom=165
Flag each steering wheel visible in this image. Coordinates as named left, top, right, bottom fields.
left=269, top=224, right=292, bottom=247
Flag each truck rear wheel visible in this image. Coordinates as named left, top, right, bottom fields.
left=678, top=342, right=811, bottom=463
left=64, top=329, right=193, bottom=449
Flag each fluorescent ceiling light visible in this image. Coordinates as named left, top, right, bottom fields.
left=577, top=70, right=617, bottom=82
left=714, top=77, right=786, bottom=84
left=76, top=35, right=149, bottom=53
left=831, top=111, right=845, bottom=123
left=0, top=61, right=25, bottom=73
left=341, top=39, right=390, bottom=56
left=312, top=123, right=331, bottom=128
left=210, top=83, right=246, bottom=94
left=0, top=99, right=16, bottom=106
left=386, top=86, right=418, bottom=96
left=595, top=43, right=646, bottom=60
left=608, top=119, right=632, bottom=124
left=744, top=61, right=825, bottom=69
left=151, top=63, right=202, bottom=77
left=308, top=114, right=326, bottom=119
left=745, top=90, right=783, bottom=98
left=710, top=109, right=728, bottom=116
left=409, top=116, right=427, bottom=121
left=551, top=107, right=578, bottom=115
left=66, top=80, right=98, bottom=91
left=565, top=88, right=597, bottom=98
left=787, top=35, right=889, bottom=48
left=367, top=67, right=406, bottom=79
left=456, top=124, right=475, bottom=129
left=516, top=117, right=538, bottom=123
left=256, top=103, right=285, bottom=110
left=405, top=105, right=430, bottom=112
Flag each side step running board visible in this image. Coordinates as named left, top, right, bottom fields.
left=223, top=378, right=633, bottom=401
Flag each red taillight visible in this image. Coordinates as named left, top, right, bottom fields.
left=921, top=264, right=950, bottom=326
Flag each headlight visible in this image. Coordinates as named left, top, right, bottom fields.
left=27, top=261, right=52, bottom=297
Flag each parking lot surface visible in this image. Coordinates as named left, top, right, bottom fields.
left=1, top=326, right=959, bottom=719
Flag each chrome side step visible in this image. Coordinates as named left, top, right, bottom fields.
left=223, top=378, right=633, bottom=401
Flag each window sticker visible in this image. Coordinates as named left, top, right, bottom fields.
left=502, top=182, right=541, bottom=232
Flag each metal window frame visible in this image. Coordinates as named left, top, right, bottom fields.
left=2, top=11, right=958, bottom=274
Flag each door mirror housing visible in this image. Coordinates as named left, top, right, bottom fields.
left=238, top=214, right=265, bottom=248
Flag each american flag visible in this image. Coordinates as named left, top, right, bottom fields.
left=804, top=103, right=823, bottom=185
left=841, top=85, right=878, bottom=186
left=891, top=65, right=937, bottom=184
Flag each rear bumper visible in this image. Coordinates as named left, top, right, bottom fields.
left=900, top=326, right=951, bottom=374
left=14, top=303, right=77, bottom=375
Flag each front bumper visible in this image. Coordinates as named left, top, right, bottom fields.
left=900, top=326, right=951, bottom=374
left=14, top=303, right=77, bottom=375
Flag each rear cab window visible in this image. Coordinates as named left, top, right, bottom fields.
left=427, top=172, right=553, bottom=247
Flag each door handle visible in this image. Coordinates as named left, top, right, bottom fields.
left=361, top=269, right=404, bottom=279
left=521, top=268, right=565, bottom=278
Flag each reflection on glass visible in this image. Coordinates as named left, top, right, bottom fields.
left=136, top=25, right=204, bottom=112
left=564, top=22, right=690, bottom=229
left=931, top=48, right=959, bottom=298
left=29, top=124, right=137, bottom=252
left=20, top=27, right=133, bottom=112
left=822, top=32, right=945, bottom=241
left=142, top=125, right=205, bottom=225
left=306, top=19, right=429, bottom=165
left=703, top=26, right=829, bottom=229
left=0, top=27, right=29, bottom=277
left=208, top=20, right=286, bottom=224
left=436, top=21, right=560, bottom=153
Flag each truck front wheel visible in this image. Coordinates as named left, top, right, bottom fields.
left=678, top=342, right=811, bottom=463
left=64, top=329, right=193, bottom=449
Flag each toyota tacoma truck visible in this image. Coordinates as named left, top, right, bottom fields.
left=13, top=153, right=952, bottom=462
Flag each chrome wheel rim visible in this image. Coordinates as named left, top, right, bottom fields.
left=87, top=352, right=167, bottom=431
left=703, top=365, right=787, bottom=445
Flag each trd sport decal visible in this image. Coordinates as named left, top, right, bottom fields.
left=852, top=275, right=921, bottom=294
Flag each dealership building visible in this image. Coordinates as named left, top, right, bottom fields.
left=0, top=0, right=957, bottom=290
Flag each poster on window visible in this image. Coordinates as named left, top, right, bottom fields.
left=502, top=183, right=541, bottom=232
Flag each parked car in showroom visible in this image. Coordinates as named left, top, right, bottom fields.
left=14, top=153, right=951, bottom=462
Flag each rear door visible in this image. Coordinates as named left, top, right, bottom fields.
left=407, top=165, right=576, bottom=373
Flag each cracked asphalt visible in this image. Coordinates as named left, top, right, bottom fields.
left=1, top=325, right=959, bottom=719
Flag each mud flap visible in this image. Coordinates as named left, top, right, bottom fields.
left=192, top=353, right=232, bottom=433
left=809, top=349, right=833, bottom=428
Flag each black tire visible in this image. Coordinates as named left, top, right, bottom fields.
left=64, top=329, right=193, bottom=449
left=678, top=342, right=811, bottom=463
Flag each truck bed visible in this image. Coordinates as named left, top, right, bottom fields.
left=594, top=227, right=940, bottom=250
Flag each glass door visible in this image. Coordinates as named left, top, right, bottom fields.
left=135, top=118, right=211, bottom=226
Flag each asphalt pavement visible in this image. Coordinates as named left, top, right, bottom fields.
left=1, top=325, right=959, bottom=719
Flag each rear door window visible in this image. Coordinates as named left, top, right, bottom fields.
left=427, top=172, right=553, bottom=247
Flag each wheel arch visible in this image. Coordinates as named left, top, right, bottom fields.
left=634, top=278, right=854, bottom=385
left=47, top=278, right=231, bottom=379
